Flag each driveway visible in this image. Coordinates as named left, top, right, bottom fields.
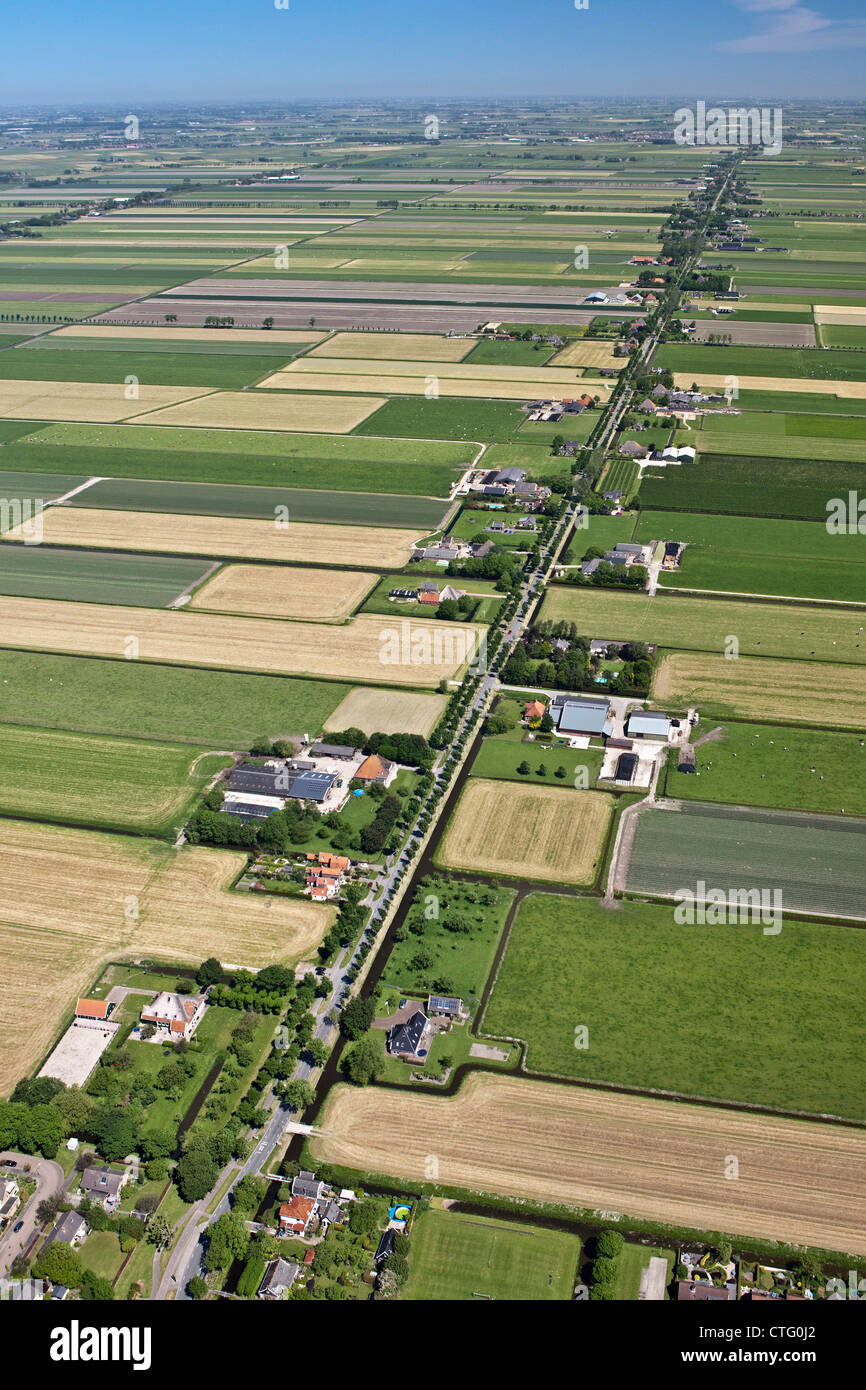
left=0, top=1151, right=65, bottom=1276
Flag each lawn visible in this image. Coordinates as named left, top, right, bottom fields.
left=0, top=650, right=349, bottom=746
left=0, top=543, right=215, bottom=609
left=470, top=733, right=604, bottom=786
left=403, top=1206, right=580, bottom=1301
left=663, top=720, right=866, bottom=816
left=80, top=1230, right=126, bottom=1283
left=379, top=876, right=514, bottom=1009
left=464, top=338, right=556, bottom=366
left=354, top=397, right=524, bottom=442
left=613, top=1243, right=675, bottom=1300
left=563, top=511, right=637, bottom=562
left=482, top=892, right=866, bottom=1118
left=0, top=724, right=229, bottom=835
left=656, top=343, right=866, bottom=382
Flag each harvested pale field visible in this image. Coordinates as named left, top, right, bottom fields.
left=652, top=652, right=866, bottom=728
left=548, top=340, right=620, bottom=369
left=0, top=596, right=483, bottom=685
left=673, top=371, right=866, bottom=399
left=323, top=686, right=446, bottom=737
left=130, top=389, right=384, bottom=433
left=261, top=370, right=610, bottom=403
left=815, top=306, right=866, bottom=325
left=309, top=331, right=474, bottom=361
left=0, top=819, right=333, bottom=1094
left=0, top=378, right=211, bottom=424
left=52, top=325, right=325, bottom=345
left=437, top=779, right=613, bottom=886
left=189, top=563, right=377, bottom=620
left=13, top=508, right=419, bottom=569
left=279, top=356, right=591, bottom=385
left=311, top=1074, right=866, bottom=1256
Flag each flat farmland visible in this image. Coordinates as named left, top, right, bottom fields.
left=624, top=800, right=866, bottom=922
left=0, top=819, right=333, bottom=1092
left=639, top=452, right=866, bottom=520
left=635, top=511, right=866, bottom=604
left=190, top=563, right=377, bottom=621
left=548, top=340, right=620, bottom=369
left=355, top=397, right=524, bottom=441
left=665, top=720, right=866, bottom=817
left=0, top=346, right=294, bottom=390
left=0, top=650, right=349, bottom=747
left=672, top=372, right=866, bottom=399
left=309, top=331, right=473, bottom=360
left=403, top=1207, right=580, bottom=1301
left=281, top=356, right=591, bottom=387
left=12, top=508, right=422, bottom=567
left=129, top=389, right=385, bottom=432
left=652, top=652, right=866, bottom=729
left=323, top=686, right=446, bottom=737
left=697, top=428, right=866, bottom=465
left=311, top=1074, right=866, bottom=1256
left=261, top=370, right=609, bottom=403
left=0, top=725, right=229, bottom=834
left=52, top=324, right=325, bottom=345
left=0, top=378, right=212, bottom=424
left=0, top=543, right=215, bottom=608
left=437, top=778, right=613, bottom=886
left=483, top=893, right=865, bottom=1119
left=63, top=476, right=450, bottom=530
left=540, top=588, right=866, bottom=664
left=0, top=596, right=483, bottom=686
left=691, top=320, right=816, bottom=347
left=8, top=422, right=468, bottom=496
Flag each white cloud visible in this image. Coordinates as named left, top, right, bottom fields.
left=719, top=2, right=866, bottom=52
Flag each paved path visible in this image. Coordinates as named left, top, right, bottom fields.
left=0, top=1152, right=64, bottom=1277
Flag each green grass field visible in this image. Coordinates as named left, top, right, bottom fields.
left=482, top=892, right=866, bottom=1118
left=403, top=1207, right=580, bottom=1301
left=626, top=800, right=866, bottom=922
left=0, top=543, right=215, bottom=608
left=380, top=876, right=514, bottom=1008
left=71, top=476, right=449, bottom=530
left=0, top=345, right=292, bottom=389
left=0, top=724, right=229, bottom=834
left=354, top=397, right=524, bottom=441
left=656, top=342, right=866, bottom=381
left=464, top=338, right=556, bottom=366
left=639, top=453, right=866, bottom=521
left=471, top=734, right=604, bottom=786
left=635, top=510, right=866, bottom=603
left=664, top=720, right=866, bottom=816
left=6, top=422, right=470, bottom=496
left=563, top=511, right=637, bottom=562
left=540, top=587, right=866, bottom=664
left=0, top=650, right=349, bottom=746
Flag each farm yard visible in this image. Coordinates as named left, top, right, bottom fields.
left=437, top=779, right=613, bottom=886
left=311, top=1074, right=866, bottom=1255
left=482, top=893, right=865, bottom=1119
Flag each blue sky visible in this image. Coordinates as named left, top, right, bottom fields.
left=3, top=0, right=866, bottom=104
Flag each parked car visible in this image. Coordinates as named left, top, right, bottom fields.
left=12, top=1221, right=23, bottom=1233
left=3, top=1160, right=16, bottom=1167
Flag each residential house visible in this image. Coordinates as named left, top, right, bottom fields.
left=524, top=699, right=546, bottom=721
left=375, top=1229, right=396, bottom=1266
left=419, top=590, right=440, bottom=606
left=676, top=1281, right=734, bottom=1301
left=637, top=398, right=657, bottom=414
left=320, top=1200, right=345, bottom=1227
left=41, top=1211, right=89, bottom=1251
left=355, top=754, right=393, bottom=784
left=79, top=1165, right=127, bottom=1210
left=140, top=991, right=207, bottom=1042
left=427, top=994, right=467, bottom=1021
left=388, top=1008, right=432, bottom=1063
left=0, top=1177, right=19, bottom=1226
left=618, top=441, right=649, bottom=459
left=291, top=1171, right=325, bottom=1202
left=258, top=1257, right=300, bottom=1299
left=278, top=1196, right=316, bottom=1237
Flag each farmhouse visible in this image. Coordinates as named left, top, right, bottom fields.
left=524, top=699, right=547, bottom=721
left=626, top=710, right=672, bottom=741
left=619, top=441, right=649, bottom=459
left=258, top=1257, right=300, bottom=1299
left=355, top=754, right=393, bottom=785
left=140, top=991, right=207, bottom=1042
left=389, top=1008, right=433, bottom=1064
left=292, top=1171, right=325, bottom=1202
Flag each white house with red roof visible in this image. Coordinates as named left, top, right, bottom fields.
left=140, top=991, right=207, bottom=1042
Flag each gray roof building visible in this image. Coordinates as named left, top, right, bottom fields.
left=554, top=699, right=611, bottom=737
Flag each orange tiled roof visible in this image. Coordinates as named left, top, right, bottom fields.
left=76, top=998, right=109, bottom=1020
left=356, top=754, right=387, bottom=781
